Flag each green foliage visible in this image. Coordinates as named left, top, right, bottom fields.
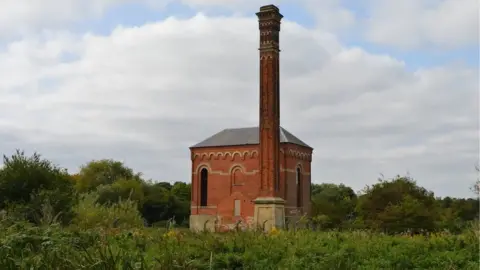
left=354, top=176, right=438, bottom=233
left=311, top=183, right=356, bottom=229
left=75, top=159, right=141, bottom=192
left=436, top=197, right=479, bottom=233
left=309, top=176, right=479, bottom=234
left=0, top=148, right=479, bottom=268
left=71, top=192, right=144, bottom=229
left=0, top=224, right=478, bottom=269
left=377, top=194, right=435, bottom=233
left=171, top=181, right=191, bottom=201
left=96, top=178, right=145, bottom=206
left=140, top=181, right=190, bottom=226
left=141, top=183, right=175, bottom=224
left=0, top=150, right=77, bottom=225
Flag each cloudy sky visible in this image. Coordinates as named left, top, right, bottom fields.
left=0, top=0, right=478, bottom=198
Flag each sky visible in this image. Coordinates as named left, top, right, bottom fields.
left=0, top=0, right=478, bottom=198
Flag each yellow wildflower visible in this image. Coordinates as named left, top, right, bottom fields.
left=163, top=229, right=177, bottom=239
left=132, top=229, right=142, bottom=237
left=268, top=226, right=280, bottom=236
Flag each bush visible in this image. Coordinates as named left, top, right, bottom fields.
left=0, top=150, right=77, bottom=225
left=71, top=192, right=144, bottom=229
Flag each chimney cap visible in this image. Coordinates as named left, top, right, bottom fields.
left=257, top=4, right=283, bottom=20
left=259, top=4, right=280, bottom=12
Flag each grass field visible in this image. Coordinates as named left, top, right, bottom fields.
left=0, top=222, right=478, bottom=270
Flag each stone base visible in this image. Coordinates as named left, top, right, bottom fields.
left=189, top=214, right=217, bottom=232
left=253, top=197, right=285, bottom=231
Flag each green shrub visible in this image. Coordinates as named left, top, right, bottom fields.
left=0, top=150, right=77, bottom=225
left=71, top=192, right=144, bottom=229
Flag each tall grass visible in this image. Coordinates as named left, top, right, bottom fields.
left=0, top=220, right=478, bottom=269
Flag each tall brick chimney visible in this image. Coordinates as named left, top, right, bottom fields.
left=254, top=4, right=285, bottom=230
left=257, top=5, right=283, bottom=197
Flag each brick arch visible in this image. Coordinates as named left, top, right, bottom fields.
left=195, top=163, right=212, bottom=173
left=241, top=151, right=250, bottom=160
left=228, top=163, right=246, bottom=174
left=295, top=162, right=303, bottom=170
left=222, top=152, right=232, bottom=160
left=230, top=151, right=243, bottom=161
left=230, top=165, right=245, bottom=186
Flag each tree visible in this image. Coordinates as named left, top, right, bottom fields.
left=75, top=159, right=141, bottom=192
left=355, top=176, right=438, bottom=234
left=436, top=197, right=479, bottom=232
left=139, top=181, right=191, bottom=226
left=171, top=181, right=191, bottom=201
left=96, top=178, right=145, bottom=206
left=170, top=182, right=191, bottom=225
left=156, top=182, right=173, bottom=191
left=0, top=150, right=77, bottom=225
left=141, top=183, right=173, bottom=225
left=311, top=183, right=357, bottom=229
left=377, top=194, right=435, bottom=234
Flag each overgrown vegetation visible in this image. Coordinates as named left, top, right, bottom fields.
left=0, top=218, right=478, bottom=269
left=0, top=149, right=478, bottom=269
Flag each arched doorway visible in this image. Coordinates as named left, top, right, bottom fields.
left=296, top=167, right=302, bottom=208
left=200, top=168, right=208, bottom=207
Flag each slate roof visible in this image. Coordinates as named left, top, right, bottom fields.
left=191, top=126, right=312, bottom=149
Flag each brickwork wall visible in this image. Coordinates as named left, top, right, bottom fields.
left=191, top=145, right=260, bottom=224
left=190, top=143, right=312, bottom=226
left=282, top=143, right=312, bottom=216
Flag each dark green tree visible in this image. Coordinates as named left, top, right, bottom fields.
left=140, top=181, right=191, bottom=226
left=171, top=181, right=191, bottom=201
left=436, top=197, right=479, bottom=232
left=141, top=183, right=174, bottom=225
left=75, top=159, right=141, bottom=192
left=0, top=150, right=77, bottom=225
left=311, top=183, right=357, bottom=229
left=96, top=178, right=145, bottom=206
left=355, top=176, right=438, bottom=234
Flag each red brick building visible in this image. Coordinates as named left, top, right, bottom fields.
left=189, top=5, right=313, bottom=231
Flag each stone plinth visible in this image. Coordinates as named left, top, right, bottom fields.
left=253, top=197, right=285, bottom=231
left=189, top=214, right=217, bottom=232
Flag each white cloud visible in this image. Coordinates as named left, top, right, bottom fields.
left=180, top=0, right=356, bottom=33
left=0, top=9, right=477, bottom=197
left=0, top=0, right=110, bottom=36
left=302, top=0, right=356, bottom=31
left=363, top=0, right=479, bottom=49
left=0, top=0, right=358, bottom=38
left=0, top=0, right=173, bottom=37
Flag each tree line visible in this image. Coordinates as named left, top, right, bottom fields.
left=0, top=150, right=478, bottom=233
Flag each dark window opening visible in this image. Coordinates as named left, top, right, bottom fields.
left=200, top=168, right=208, bottom=207
left=296, top=167, right=302, bottom=208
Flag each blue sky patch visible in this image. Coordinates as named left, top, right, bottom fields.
left=3, top=2, right=473, bottom=72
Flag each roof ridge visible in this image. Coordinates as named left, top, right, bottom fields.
left=190, top=126, right=312, bottom=149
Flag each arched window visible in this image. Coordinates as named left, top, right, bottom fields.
left=296, top=167, right=302, bottom=208
left=232, top=168, right=243, bottom=185
left=200, top=168, right=208, bottom=207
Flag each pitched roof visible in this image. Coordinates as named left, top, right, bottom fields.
left=191, top=126, right=312, bottom=149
